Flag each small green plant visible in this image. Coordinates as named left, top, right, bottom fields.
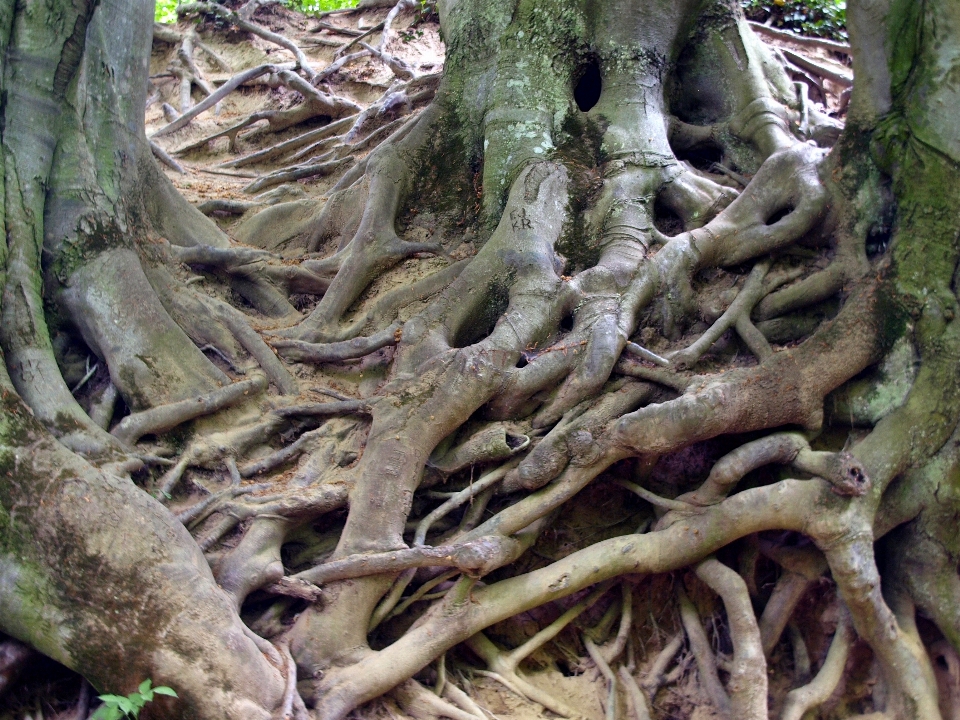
left=91, top=679, right=178, bottom=720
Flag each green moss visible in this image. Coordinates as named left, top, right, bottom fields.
left=887, top=0, right=925, bottom=102
left=887, top=143, right=960, bottom=305
left=51, top=215, right=130, bottom=284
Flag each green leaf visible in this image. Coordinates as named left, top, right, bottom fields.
left=115, top=697, right=135, bottom=715
left=92, top=706, right=123, bottom=720
left=138, top=679, right=153, bottom=695
left=153, top=686, right=179, bottom=697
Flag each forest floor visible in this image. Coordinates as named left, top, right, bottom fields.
left=0, top=4, right=864, bottom=719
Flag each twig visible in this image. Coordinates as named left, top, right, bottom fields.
left=70, top=360, right=98, bottom=394
left=624, top=342, right=670, bottom=366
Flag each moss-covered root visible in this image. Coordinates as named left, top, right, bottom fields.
left=0, top=387, right=285, bottom=719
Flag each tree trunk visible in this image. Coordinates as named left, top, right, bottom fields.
left=2, top=0, right=959, bottom=718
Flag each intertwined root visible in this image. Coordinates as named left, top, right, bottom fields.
left=141, top=82, right=920, bottom=720
left=16, top=1, right=960, bottom=718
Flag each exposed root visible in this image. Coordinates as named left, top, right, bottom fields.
left=150, top=139, right=186, bottom=173
left=158, top=415, right=286, bottom=495
left=669, top=259, right=771, bottom=369
left=757, top=544, right=827, bottom=655
left=619, top=666, right=652, bottom=720
left=153, top=64, right=284, bottom=138
left=244, top=157, right=354, bottom=194
left=24, top=3, right=959, bottom=718
left=178, top=2, right=319, bottom=82
left=272, top=321, right=402, bottom=362
left=392, top=678, right=482, bottom=720
left=111, top=375, right=267, bottom=446
left=781, top=608, right=854, bottom=720
left=466, top=632, right=580, bottom=718
left=277, top=641, right=310, bottom=720
left=677, top=586, right=730, bottom=716
left=747, top=21, right=851, bottom=56
left=216, top=115, right=358, bottom=168
left=695, top=558, right=767, bottom=719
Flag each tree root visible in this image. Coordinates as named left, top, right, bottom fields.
left=619, top=665, right=652, bottom=720
left=757, top=544, right=827, bottom=655
left=780, top=608, right=854, bottom=720
left=677, top=587, right=730, bottom=716
left=695, top=558, right=767, bottom=720
left=669, top=259, right=771, bottom=369
left=747, top=21, right=851, bottom=55
left=291, top=535, right=520, bottom=586
left=216, top=115, right=358, bottom=168
left=178, top=2, right=319, bottom=82
left=465, top=630, right=582, bottom=718
left=658, top=432, right=870, bottom=522
left=243, top=157, right=354, bottom=194
left=111, top=375, right=267, bottom=446
left=392, top=678, right=482, bottom=720
left=153, top=64, right=286, bottom=138
left=272, top=321, right=402, bottom=362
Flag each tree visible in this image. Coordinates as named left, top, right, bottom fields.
left=1, top=0, right=959, bottom=718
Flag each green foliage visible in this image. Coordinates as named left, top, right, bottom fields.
left=91, top=680, right=178, bottom=720
left=154, top=0, right=358, bottom=24
left=155, top=0, right=178, bottom=23
left=740, top=0, right=846, bottom=40
left=284, top=0, right=358, bottom=14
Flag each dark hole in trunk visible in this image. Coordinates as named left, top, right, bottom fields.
left=574, top=58, right=602, bottom=112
